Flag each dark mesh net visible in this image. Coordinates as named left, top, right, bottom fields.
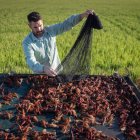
left=56, top=13, right=103, bottom=81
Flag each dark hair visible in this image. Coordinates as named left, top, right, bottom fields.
left=27, top=12, right=42, bottom=22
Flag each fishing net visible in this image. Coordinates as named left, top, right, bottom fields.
left=56, top=13, right=103, bottom=81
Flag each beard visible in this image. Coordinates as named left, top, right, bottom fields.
left=34, top=30, right=44, bottom=37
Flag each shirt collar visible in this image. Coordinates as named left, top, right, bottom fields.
left=31, top=32, right=38, bottom=42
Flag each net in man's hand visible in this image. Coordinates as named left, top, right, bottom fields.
left=56, top=13, right=103, bottom=81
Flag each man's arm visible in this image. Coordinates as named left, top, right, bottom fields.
left=47, top=9, right=94, bottom=36
left=22, top=41, right=44, bottom=73
left=22, top=41, right=56, bottom=76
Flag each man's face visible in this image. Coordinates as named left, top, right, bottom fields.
left=29, top=19, right=44, bottom=37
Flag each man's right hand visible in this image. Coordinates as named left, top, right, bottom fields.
left=43, top=65, right=57, bottom=76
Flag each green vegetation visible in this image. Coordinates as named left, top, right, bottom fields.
left=0, top=0, right=140, bottom=80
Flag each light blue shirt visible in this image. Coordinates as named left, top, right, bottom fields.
left=22, top=14, right=81, bottom=73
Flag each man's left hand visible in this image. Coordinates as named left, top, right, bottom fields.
left=80, top=9, right=95, bottom=20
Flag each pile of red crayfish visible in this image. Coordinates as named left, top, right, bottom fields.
left=0, top=75, right=139, bottom=140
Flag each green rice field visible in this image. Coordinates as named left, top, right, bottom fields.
left=0, top=0, right=140, bottom=80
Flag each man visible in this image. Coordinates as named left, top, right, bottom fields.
left=22, top=10, right=93, bottom=76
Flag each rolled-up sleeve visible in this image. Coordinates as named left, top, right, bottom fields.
left=47, top=14, right=82, bottom=36
left=22, top=40, right=44, bottom=73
